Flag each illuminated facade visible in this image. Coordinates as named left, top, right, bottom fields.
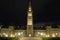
left=27, top=2, right=33, bottom=37
left=0, top=1, right=60, bottom=40
left=0, top=25, right=60, bottom=37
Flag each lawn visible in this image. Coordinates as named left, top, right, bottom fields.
left=0, top=37, right=18, bottom=40
left=0, top=37, right=60, bottom=40
left=43, top=37, right=60, bottom=40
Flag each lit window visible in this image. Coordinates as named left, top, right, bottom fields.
left=29, top=34, right=31, bottom=37
left=29, top=10, right=31, bottom=11
left=52, top=34, right=55, bottom=37
left=18, top=33, right=21, bottom=36
left=46, top=35, right=50, bottom=37
left=5, top=34, right=8, bottom=37
left=56, top=33, right=58, bottom=35
left=38, top=32, right=40, bottom=34
left=3, top=33, right=8, bottom=37
left=10, top=34, right=13, bottom=37
left=10, top=34, right=15, bottom=37
left=40, top=32, right=44, bottom=35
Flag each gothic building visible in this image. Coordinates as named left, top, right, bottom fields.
left=0, top=2, right=60, bottom=40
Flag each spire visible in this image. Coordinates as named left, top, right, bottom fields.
left=28, top=1, right=32, bottom=11
left=29, top=1, right=31, bottom=7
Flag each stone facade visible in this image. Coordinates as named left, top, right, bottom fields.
left=0, top=25, right=60, bottom=38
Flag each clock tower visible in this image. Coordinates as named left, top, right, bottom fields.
left=27, top=2, right=33, bottom=37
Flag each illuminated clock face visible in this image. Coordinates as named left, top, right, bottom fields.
left=28, top=13, right=32, bottom=16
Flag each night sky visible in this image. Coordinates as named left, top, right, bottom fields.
left=0, top=0, right=60, bottom=26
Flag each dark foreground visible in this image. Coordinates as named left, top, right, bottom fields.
left=0, top=37, right=18, bottom=40
left=43, top=37, right=60, bottom=40
left=0, top=37, right=60, bottom=40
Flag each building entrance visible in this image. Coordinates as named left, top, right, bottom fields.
left=19, top=37, right=42, bottom=40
